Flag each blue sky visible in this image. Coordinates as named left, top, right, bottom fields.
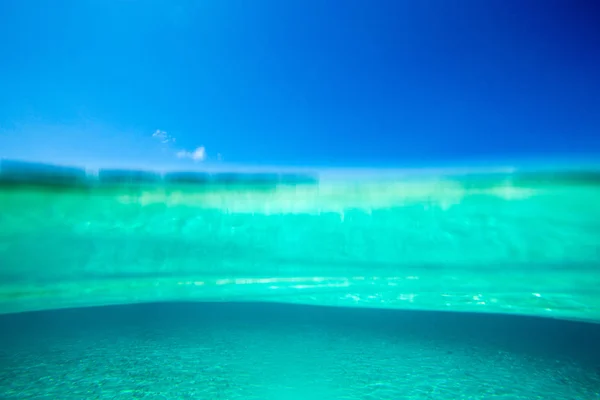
left=0, top=0, right=599, bottom=169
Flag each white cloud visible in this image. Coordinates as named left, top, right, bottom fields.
left=176, top=146, right=206, bottom=162
left=153, top=129, right=213, bottom=163
left=152, top=129, right=175, bottom=144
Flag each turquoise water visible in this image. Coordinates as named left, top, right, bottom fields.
left=2, top=303, right=600, bottom=399
left=1, top=159, right=600, bottom=398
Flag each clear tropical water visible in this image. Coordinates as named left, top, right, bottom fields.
left=1, top=159, right=600, bottom=399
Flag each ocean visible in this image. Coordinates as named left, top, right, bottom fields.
left=0, top=159, right=599, bottom=399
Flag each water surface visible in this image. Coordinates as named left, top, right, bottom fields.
left=1, top=159, right=599, bottom=322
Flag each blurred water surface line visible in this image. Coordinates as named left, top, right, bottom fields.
left=0, top=158, right=599, bottom=322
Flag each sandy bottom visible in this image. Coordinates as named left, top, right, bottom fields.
left=0, top=303, right=599, bottom=400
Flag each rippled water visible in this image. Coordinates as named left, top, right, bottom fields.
left=1, top=159, right=599, bottom=398
left=1, top=303, right=600, bottom=400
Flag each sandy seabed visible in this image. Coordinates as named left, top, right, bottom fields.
left=1, top=303, right=599, bottom=400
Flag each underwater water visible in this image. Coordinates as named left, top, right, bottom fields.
left=1, top=303, right=600, bottom=399
left=1, top=158, right=600, bottom=398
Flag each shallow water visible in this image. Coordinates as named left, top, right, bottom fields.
left=1, top=159, right=600, bottom=322
left=1, top=159, right=600, bottom=398
left=1, top=303, right=599, bottom=399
